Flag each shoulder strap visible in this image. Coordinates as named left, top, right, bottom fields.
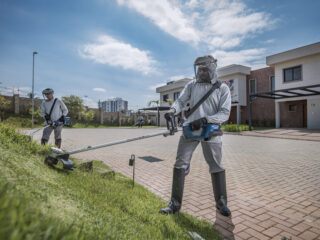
left=185, top=80, right=221, bottom=119
left=48, top=98, right=58, bottom=118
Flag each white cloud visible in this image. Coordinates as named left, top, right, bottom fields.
left=79, top=35, right=157, bottom=75
left=212, top=48, right=266, bottom=67
left=83, top=97, right=98, bottom=108
left=117, top=0, right=200, bottom=44
left=116, top=0, right=275, bottom=50
left=265, top=39, right=275, bottom=44
left=199, top=0, right=274, bottom=49
left=93, top=88, right=106, bottom=92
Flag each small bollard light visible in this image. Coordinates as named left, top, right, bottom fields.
left=129, top=154, right=135, bottom=187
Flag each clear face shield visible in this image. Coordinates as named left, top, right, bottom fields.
left=193, top=55, right=217, bottom=83
left=42, top=89, right=54, bottom=100
left=194, top=64, right=210, bottom=83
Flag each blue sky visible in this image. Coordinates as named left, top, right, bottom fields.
left=0, top=0, right=319, bottom=109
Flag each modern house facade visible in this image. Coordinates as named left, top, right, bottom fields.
left=266, top=42, right=320, bottom=129
left=156, top=78, right=192, bottom=107
left=155, top=42, right=320, bottom=129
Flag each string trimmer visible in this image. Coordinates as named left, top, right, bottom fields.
left=29, top=117, right=71, bottom=137
left=44, top=115, right=178, bottom=170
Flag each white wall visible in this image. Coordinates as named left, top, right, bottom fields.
left=219, top=73, right=247, bottom=106
left=308, top=97, right=320, bottom=129
left=274, top=54, right=320, bottom=90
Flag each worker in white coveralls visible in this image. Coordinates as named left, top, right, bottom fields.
left=159, top=55, right=232, bottom=216
left=40, top=88, right=68, bottom=148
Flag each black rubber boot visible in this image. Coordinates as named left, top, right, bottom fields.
left=55, top=139, right=62, bottom=148
left=41, top=139, right=48, bottom=145
left=159, top=168, right=185, bottom=214
left=211, top=170, right=231, bottom=217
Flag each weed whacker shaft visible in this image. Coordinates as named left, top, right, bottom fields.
left=48, top=115, right=178, bottom=168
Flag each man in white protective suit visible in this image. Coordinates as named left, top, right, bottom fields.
left=40, top=88, right=68, bottom=148
left=159, top=55, right=232, bottom=216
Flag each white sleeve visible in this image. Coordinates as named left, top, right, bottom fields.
left=171, top=81, right=192, bottom=114
left=207, top=84, right=231, bottom=124
left=59, top=99, right=69, bottom=116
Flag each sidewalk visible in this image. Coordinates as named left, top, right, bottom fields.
left=238, top=128, right=320, bottom=142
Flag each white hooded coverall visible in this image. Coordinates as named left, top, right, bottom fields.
left=171, top=78, right=231, bottom=173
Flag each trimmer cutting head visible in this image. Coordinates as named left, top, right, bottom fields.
left=45, top=147, right=75, bottom=170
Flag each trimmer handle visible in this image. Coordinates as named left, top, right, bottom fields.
left=166, top=114, right=178, bottom=135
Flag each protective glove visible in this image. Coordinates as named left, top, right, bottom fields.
left=189, top=117, right=207, bottom=131
left=59, top=115, right=65, bottom=122
left=45, top=114, right=50, bottom=121
left=164, top=109, right=175, bottom=121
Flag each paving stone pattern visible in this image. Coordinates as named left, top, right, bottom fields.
left=33, top=128, right=320, bottom=240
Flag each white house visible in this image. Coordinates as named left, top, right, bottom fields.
left=217, top=64, right=251, bottom=125
left=266, top=42, right=320, bottom=129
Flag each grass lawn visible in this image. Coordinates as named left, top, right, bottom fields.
left=0, top=123, right=221, bottom=240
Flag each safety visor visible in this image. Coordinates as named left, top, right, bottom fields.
left=194, top=64, right=209, bottom=76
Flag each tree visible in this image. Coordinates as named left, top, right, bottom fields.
left=62, top=95, right=86, bottom=120
left=82, top=110, right=95, bottom=124
left=0, top=95, right=9, bottom=121
left=29, top=107, right=43, bottom=124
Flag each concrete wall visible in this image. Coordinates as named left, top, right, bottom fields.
left=0, top=94, right=42, bottom=114
left=219, top=73, right=246, bottom=106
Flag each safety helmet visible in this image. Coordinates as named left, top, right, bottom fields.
left=42, top=88, right=54, bottom=95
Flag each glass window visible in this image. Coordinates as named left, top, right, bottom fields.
left=249, top=79, right=256, bottom=95
left=289, top=105, right=297, bottom=112
left=173, top=92, right=180, bottom=100
left=270, top=76, right=275, bottom=91
left=163, top=94, right=169, bottom=102
left=284, top=66, right=301, bottom=82
left=293, top=67, right=301, bottom=80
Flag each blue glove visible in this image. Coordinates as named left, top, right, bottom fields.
left=189, top=117, right=207, bottom=131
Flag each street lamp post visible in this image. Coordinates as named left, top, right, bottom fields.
left=32, top=51, right=38, bottom=129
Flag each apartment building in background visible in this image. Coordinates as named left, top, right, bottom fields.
left=101, top=98, right=128, bottom=112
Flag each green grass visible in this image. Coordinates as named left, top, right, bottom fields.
left=222, top=124, right=253, bottom=132
left=1, top=115, right=43, bottom=129
left=0, top=123, right=221, bottom=240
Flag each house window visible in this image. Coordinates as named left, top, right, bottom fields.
left=163, top=94, right=169, bottom=102
left=270, top=76, right=275, bottom=91
left=173, top=92, right=180, bottom=100
left=289, top=104, right=297, bottom=112
left=284, top=66, right=302, bottom=82
left=249, top=79, right=256, bottom=95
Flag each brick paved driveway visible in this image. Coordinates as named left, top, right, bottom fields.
left=33, top=128, right=320, bottom=239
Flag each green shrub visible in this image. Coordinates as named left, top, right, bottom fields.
left=222, top=124, right=252, bottom=132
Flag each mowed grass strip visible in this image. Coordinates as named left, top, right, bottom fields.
left=0, top=124, right=221, bottom=240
